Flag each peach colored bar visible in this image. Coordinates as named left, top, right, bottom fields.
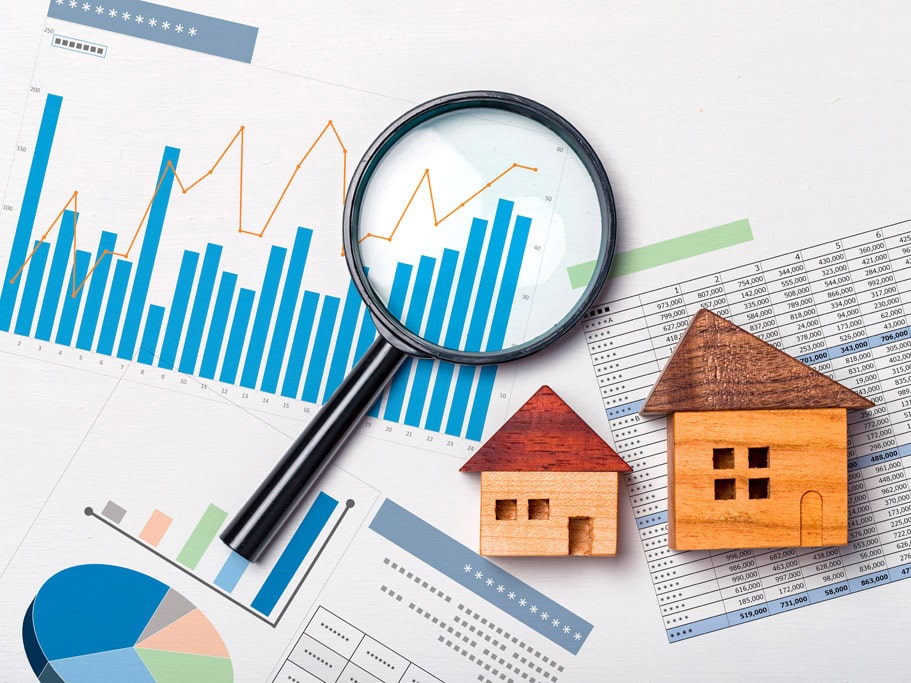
left=138, top=509, right=173, bottom=547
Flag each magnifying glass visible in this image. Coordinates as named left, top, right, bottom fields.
left=221, top=91, right=616, bottom=561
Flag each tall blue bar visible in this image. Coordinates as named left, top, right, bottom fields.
left=117, top=146, right=180, bottom=361
left=55, top=249, right=91, bottom=346
left=75, top=231, right=118, bottom=351
left=34, top=209, right=77, bottom=341
left=13, top=241, right=50, bottom=337
left=280, top=290, right=319, bottom=399
left=250, top=492, right=338, bottom=616
left=405, top=249, right=458, bottom=427
left=301, top=296, right=340, bottom=403
left=466, top=365, right=498, bottom=441
left=199, top=272, right=238, bottom=380
left=158, top=250, right=200, bottom=370
left=445, top=365, right=476, bottom=435
left=385, top=256, right=435, bottom=422
left=0, top=94, right=62, bottom=331
left=96, top=259, right=133, bottom=355
left=322, top=280, right=363, bottom=401
left=261, top=227, right=313, bottom=394
left=464, top=199, right=513, bottom=351
left=354, top=307, right=377, bottom=362
left=219, top=288, right=255, bottom=384
left=425, top=219, right=487, bottom=431
left=178, top=243, right=223, bottom=375
left=366, top=262, right=413, bottom=417
left=240, top=245, right=287, bottom=389
left=137, top=305, right=166, bottom=365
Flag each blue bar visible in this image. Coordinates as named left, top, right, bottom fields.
left=251, top=492, right=338, bottom=616
left=301, top=296, right=340, bottom=403
left=178, top=243, right=222, bottom=375
left=13, top=241, right=50, bottom=337
left=47, top=0, right=260, bottom=64
left=464, top=366, right=498, bottom=440
left=465, top=199, right=514, bottom=351
left=137, top=305, right=166, bottom=365
left=213, top=552, right=249, bottom=593
left=261, top=227, right=312, bottom=394
left=322, top=280, right=363, bottom=400
left=405, top=249, right=458, bottom=427
left=443, top=218, right=487, bottom=349
left=55, top=249, right=91, bottom=346
left=35, top=209, right=77, bottom=341
left=240, top=246, right=287, bottom=389
left=0, top=93, right=61, bottom=332
left=424, top=363, right=454, bottom=432
left=96, top=259, right=133, bottom=355
left=369, top=499, right=593, bottom=654
left=117, top=146, right=180, bottom=361
left=199, top=272, right=237, bottom=380
left=445, top=366, right=476, bottom=436
left=280, top=291, right=319, bottom=399
left=354, top=307, right=381, bottom=418
left=75, top=232, right=118, bottom=351
left=219, top=288, right=255, bottom=384
left=385, top=256, right=435, bottom=422
left=158, top=250, right=200, bottom=370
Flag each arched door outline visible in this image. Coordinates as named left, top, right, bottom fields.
left=800, top=490, right=823, bottom=546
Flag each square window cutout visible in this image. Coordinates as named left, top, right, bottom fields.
left=715, top=478, right=736, bottom=500
left=528, top=499, right=550, bottom=520
left=749, top=478, right=770, bottom=499
left=749, top=447, right=769, bottom=468
left=495, top=499, right=517, bottom=520
left=713, top=448, right=735, bottom=469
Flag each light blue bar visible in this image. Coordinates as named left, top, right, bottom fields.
left=240, top=246, right=287, bottom=389
left=606, top=399, right=644, bottom=420
left=261, top=227, right=312, bottom=394
left=219, top=288, right=255, bottom=384
left=385, top=256, right=435, bottom=422
left=0, top=93, right=61, bottom=332
left=636, top=510, right=669, bottom=529
left=213, top=552, right=249, bottom=593
left=137, top=305, right=165, bottom=365
left=322, top=280, right=363, bottom=400
left=445, top=365, right=475, bottom=436
left=158, top=250, right=200, bottom=370
left=405, top=249, right=458, bottom=427
left=464, top=199, right=514, bottom=352
left=251, top=492, right=338, bottom=616
left=96, top=259, right=133, bottom=355
left=47, top=0, right=259, bottom=64
left=280, top=291, right=319, bottom=399
left=199, top=272, right=237, bottom=380
left=465, top=365, right=497, bottom=441
left=35, top=209, right=77, bottom=341
left=75, top=231, right=118, bottom=351
left=118, top=146, right=180, bottom=361
left=178, top=243, right=222, bottom=375
left=369, top=499, right=593, bottom=654
left=13, top=241, right=50, bottom=337
left=55, top=249, right=90, bottom=346
left=301, top=296, right=340, bottom=403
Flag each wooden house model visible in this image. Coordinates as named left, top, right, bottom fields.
left=460, top=386, right=632, bottom=556
left=642, top=308, right=874, bottom=550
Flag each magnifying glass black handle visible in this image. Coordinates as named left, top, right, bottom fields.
left=220, top=337, right=406, bottom=561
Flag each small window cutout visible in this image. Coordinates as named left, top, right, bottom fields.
left=715, top=479, right=736, bottom=500
left=749, top=478, right=770, bottom=499
left=713, top=448, right=735, bottom=469
left=495, top=499, right=517, bottom=520
left=528, top=499, right=550, bottom=520
left=749, top=447, right=769, bottom=468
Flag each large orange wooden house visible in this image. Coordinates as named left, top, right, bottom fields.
left=642, top=308, right=874, bottom=550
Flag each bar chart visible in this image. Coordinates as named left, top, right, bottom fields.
left=0, top=93, right=538, bottom=441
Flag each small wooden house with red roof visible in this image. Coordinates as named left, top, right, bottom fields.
left=461, top=386, right=631, bottom=556
left=642, top=308, right=874, bottom=551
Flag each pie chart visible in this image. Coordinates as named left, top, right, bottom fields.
left=22, top=564, right=233, bottom=682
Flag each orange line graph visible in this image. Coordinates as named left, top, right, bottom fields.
left=9, top=121, right=348, bottom=296
left=357, top=162, right=538, bottom=244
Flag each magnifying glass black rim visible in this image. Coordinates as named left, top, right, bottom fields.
left=343, top=90, right=616, bottom=364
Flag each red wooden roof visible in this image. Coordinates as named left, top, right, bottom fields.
left=460, top=386, right=631, bottom=472
left=642, top=308, right=874, bottom=413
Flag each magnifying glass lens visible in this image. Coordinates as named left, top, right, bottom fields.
left=354, top=107, right=605, bottom=357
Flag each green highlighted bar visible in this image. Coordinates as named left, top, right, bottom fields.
left=566, top=219, right=753, bottom=288
left=176, top=504, right=228, bottom=570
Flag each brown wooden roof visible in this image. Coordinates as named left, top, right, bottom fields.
left=460, top=386, right=631, bottom=472
left=642, top=308, right=874, bottom=413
